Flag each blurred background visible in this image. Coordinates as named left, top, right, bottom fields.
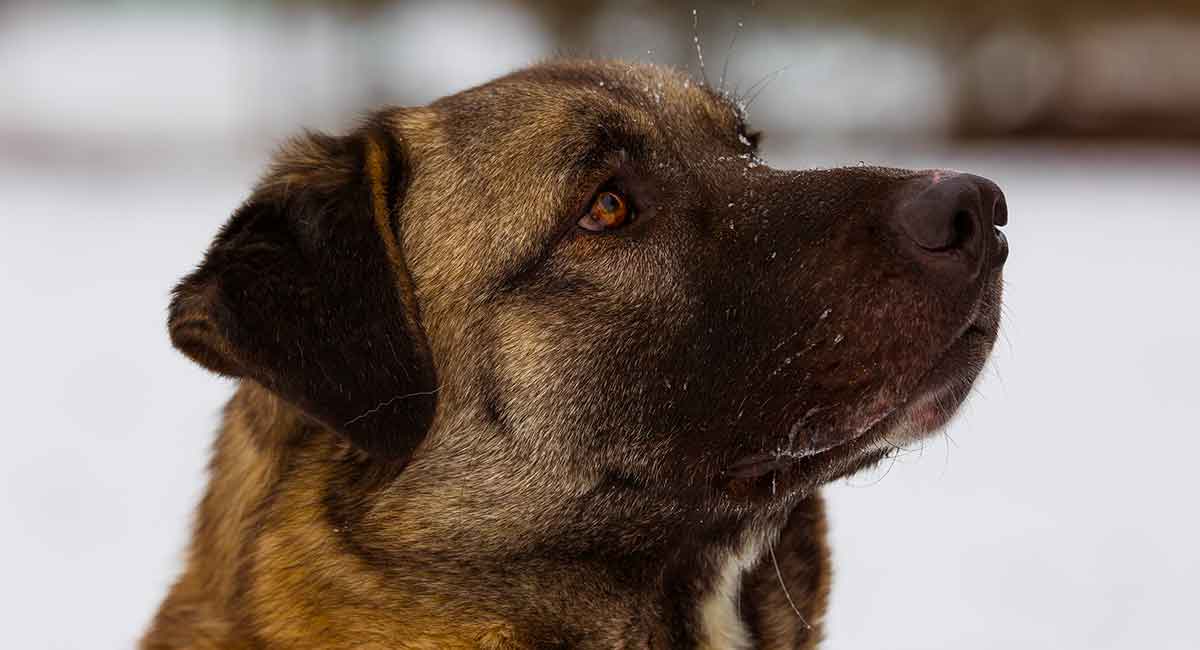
left=2, top=1, right=1198, bottom=648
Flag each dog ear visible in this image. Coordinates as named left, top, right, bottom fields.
left=168, top=122, right=437, bottom=461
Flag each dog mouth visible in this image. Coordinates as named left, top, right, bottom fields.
left=723, top=291, right=1000, bottom=490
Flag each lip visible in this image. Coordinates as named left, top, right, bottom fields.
left=992, top=228, right=1009, bottom=268
left=724, top=302, right=997, bottom=485
left=884, top=321, right=991, bottom=435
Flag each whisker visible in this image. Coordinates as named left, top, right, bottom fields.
left=345, top=388, right=440, bottom=425
left=847, top=447, right=899, bottom=488
left=939, top=428, right=957, bottom=478
left=719, top=18, right=745, bottom=93
left=878, top=430, right=908, bottom=453
left=988, top=358, right=1008, bottom=394
left=770, top=543, right=812, bottom=630
left=743, top=64, right=794, bottom=108
left=691, top=9, right=708, bottom=85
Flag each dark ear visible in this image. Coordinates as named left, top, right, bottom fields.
left=168, top=122, right=437, bottom=461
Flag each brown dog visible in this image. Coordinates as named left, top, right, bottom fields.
left=144, top=60, right=1007, bottom=649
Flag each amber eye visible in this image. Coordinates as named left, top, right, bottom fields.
left=579, top=190, right=631, bottom=232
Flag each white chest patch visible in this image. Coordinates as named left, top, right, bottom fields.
left=696, top=536, right=766, bottom=650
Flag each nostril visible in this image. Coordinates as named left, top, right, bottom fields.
left=950, top=209, right=977, bottom=252
left=919, top=208, right=977, bottom=252
left=905, top=211, right=956, bottom=251
left=893, top=171, right=995, bottom=262
left=891, top=171, right=1006, bottom=274
left=899, top=204, right=978, bottom=253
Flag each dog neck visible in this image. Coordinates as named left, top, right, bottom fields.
left=696, top=532, right=768, bottom=649
left=144, top=383, right=828, bottom=649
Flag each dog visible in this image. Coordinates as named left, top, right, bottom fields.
left=143, top=59, right=1008, bottom=649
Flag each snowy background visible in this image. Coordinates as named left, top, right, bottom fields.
left=2, top=2, right=1198, bottom=648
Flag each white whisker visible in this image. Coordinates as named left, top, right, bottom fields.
left=719, top=18, right=744, bottom=93
left=692, top=9, right=708, bottom=85
left=770, top=543, right=812, bottom=630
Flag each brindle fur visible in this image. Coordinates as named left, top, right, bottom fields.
left=144, top=60, right=1003, bottom=649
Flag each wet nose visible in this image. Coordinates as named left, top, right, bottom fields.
left=891, top=171, right=1008, bottom=275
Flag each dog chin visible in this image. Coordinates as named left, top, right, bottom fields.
left=875, top=322, right=995, bottom=443
left=721, top=315, right=997, bottom=501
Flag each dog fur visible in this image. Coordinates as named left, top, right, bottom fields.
left=143, top=60, right=1004, bottom=649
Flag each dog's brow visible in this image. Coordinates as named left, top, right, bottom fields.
left=568, top=114, right=649, bottom=175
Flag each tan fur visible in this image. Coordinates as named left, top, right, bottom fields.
left=145, top=384, right=831, bottom=648
left=143, top=384, right=295, bottom=648
left=144, top=385, right=534, bottom=649
left=697, top=535, right=763, bottom=650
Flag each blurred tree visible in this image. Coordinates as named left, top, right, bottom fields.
left=265, top=0, right=1200, bottom=140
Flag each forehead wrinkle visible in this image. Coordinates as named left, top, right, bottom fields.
left=501, top=89, right=655, bottom=167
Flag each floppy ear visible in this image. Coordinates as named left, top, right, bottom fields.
left=168, top=121, right=437, bottom=461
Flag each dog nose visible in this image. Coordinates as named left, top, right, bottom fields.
left=892, top=171, right=1008, bottom=274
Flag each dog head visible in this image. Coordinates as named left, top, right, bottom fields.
left=170, top=60, right=1006, bottom=531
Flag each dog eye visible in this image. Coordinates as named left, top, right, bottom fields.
left=579, top=190, right=631, bottom=232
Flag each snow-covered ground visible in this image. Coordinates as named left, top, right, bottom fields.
left=3, top=143, right=1197, bottom=649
